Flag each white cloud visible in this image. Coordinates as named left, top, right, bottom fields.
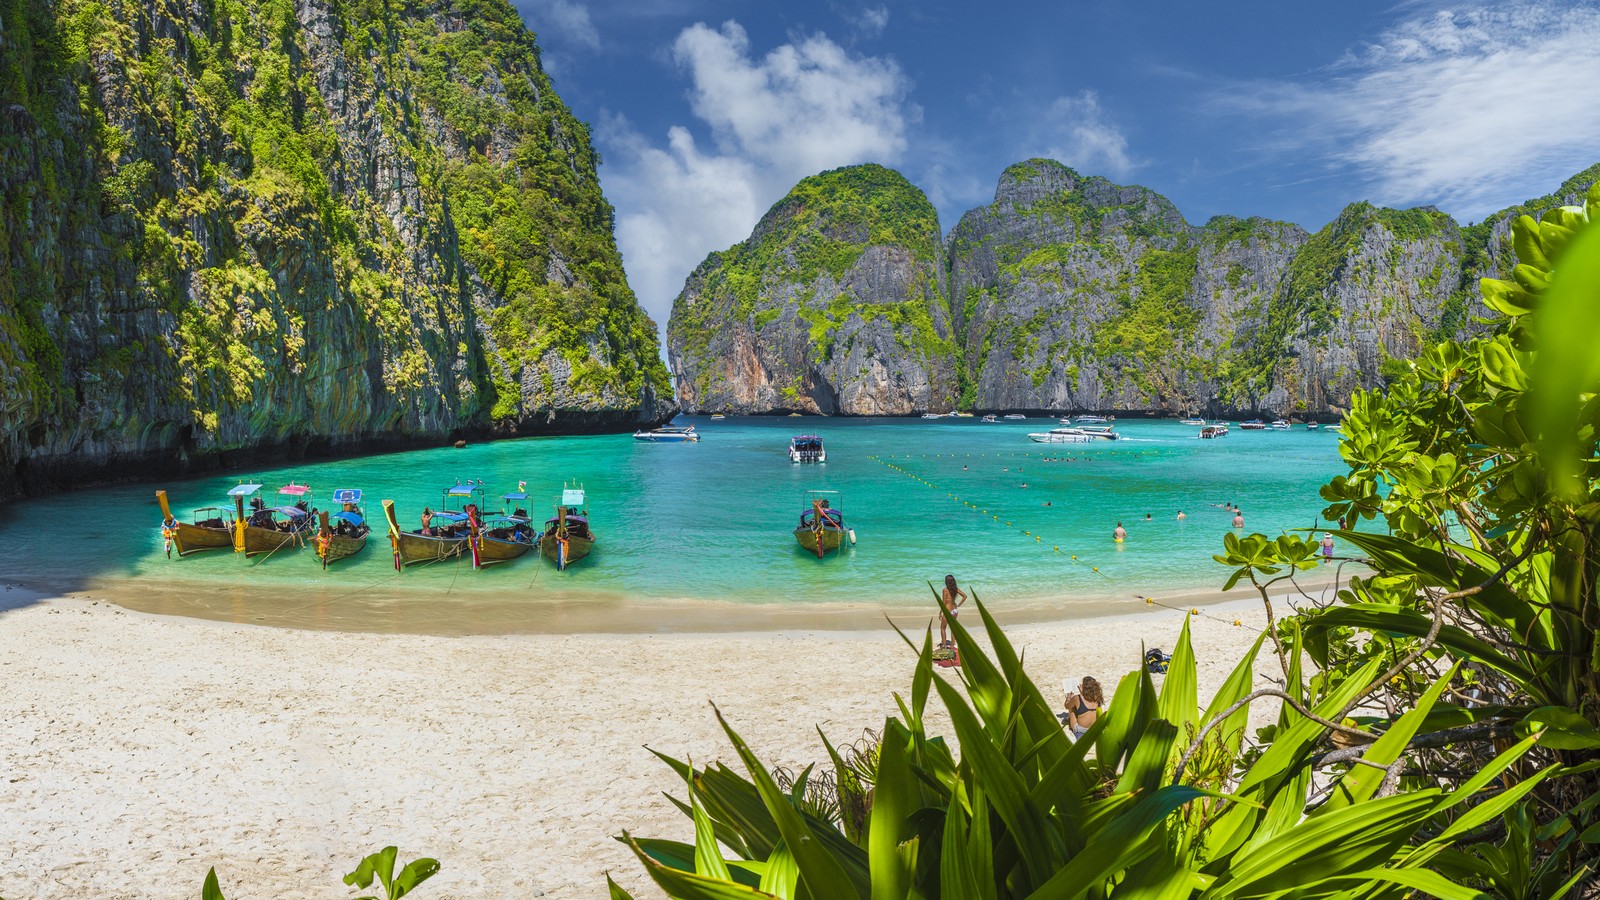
left=1223, top=2, right=1600, bottom=219
left=520, top=0, right=600, bottom=50
left=1029, top=91, right=1138, bottom=180
left=601, top=20, right=916, bottom=335
left=851, top=5, right=891, bottom=38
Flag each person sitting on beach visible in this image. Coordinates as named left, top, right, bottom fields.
left=420, top=507, right=434, bottom=537
left=1113, top=522, right=1126, bottom=542
left=1232, top=510, right=1244, bottom=528
left=939, top=574, right=967, bottom=648
left=1060, top=676, right=1104, bottom=739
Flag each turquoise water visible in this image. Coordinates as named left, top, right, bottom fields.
left=0, top=417, right=1350, bottom=615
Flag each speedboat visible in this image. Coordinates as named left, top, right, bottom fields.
left=1200, top=424, right=1229, bottom=439
left=921, top=413, right=941, bottom=419
left=1178, top=417, right=1206, bottom=426
left=634, top=424, right=699, bottom=442
left=1271, top=419, right=1291, bottom=430
left=1003, top=413, right=1026, bottom=420
left=1029, top=427, right=1095, bottom=444
left=1075, top=424, right=1121, bottom=441
left=789, top=434, right=825, bottom=463
left=1306, top=422, right=1319, bottom=430
left=981, top=414, right=998, bottom=423
left=710, top=414, right=726, bottom=420
left=1239, top=420, right=1267, bottom=430
left=1074, top=414, right=1110, bottom=424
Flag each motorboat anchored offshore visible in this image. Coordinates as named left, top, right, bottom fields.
left=1239, top=420, right=1267, bottom=430
left=1075, top=424, right=1121, bottom=441
left=1271, top=419, right=1291, bottom=430
left=1178, top=417, right=1206, bottom=426
left=634, top=424, right=699, bottom=442
left=1200, top=424, right=1229, bottom=439
left=1029, top=427, right=1095, bottom=444
left=789, top=435, right=825, bottom=463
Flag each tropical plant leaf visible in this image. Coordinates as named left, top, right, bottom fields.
left=1322, top=664, right=1459, bottom=812
left=202, top=868, right=226, bottom=900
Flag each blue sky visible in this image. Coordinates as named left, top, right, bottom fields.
left=507, top=0, right=1600, bottom=331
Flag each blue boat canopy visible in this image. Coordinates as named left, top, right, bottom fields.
left=503, top=491, right=528, bottom=501
left=445, top=484, right=480, bottom=496
left=430, top=511, right=469, bottom=523
left=331, top=511, right=365, bottom=527
left=269, top=506, right=308, bottom=518
left=227, top=483, right=263, bottom=497
left=332, top=489, right=362, bottom=504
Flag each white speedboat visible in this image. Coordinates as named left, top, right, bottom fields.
left=1074, top=414, right=1110, bottom=424
left=981, top=415, right=998, bottom=423
left=1306, top=422, right=1319, bottom=430
left=633, top=425, right=699, bottom=443
left=1239, top=420, right=1267, bottom=430
left=1178, top=417, right=1206, bottom=426
left=921, top=413, right=941, bottom=419
left=788, top=434, right=825, bottom=463
left=1200, top=424, right=1229, bottom=439
left=1003, top=413, right=1026, bottom=420
left=1271, top=419, right=1291, bottom=430
left=1029, top=427, right=1095, bottom=444
left=710, top=414, right=726, bottom=420
left=1075, top=424, right=1121, bottom=441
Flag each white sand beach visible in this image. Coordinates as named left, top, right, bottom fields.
left=0, top=586, right=1307, bottom=899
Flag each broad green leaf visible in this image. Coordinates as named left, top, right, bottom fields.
left=202, top=868, right=226, bottom=900
left=1517, top=705, right=1600, bottom=749
left=1529, top=216, right=1600, bottom=497
left=940, top=797, right=983, bottom=900
left=606, top=875, right=638, bottom=899
left=1306, top=605, right=1537, bottom=685
left=1322, top=664, right=1459, bottom=812
left=760, top=842, right=799, bottom=900
left=1022, top=785, right=1215, bottom=900
left=868, top=720, right=917, bottom=900
left=1307, top=866, right=1492, bottom=900
left=693, top=782, right=734, bottom=882
left=1196, top=632, right=1266, bottom=760
left=624, top=833, right=781, bottom=900
left=344, top=846, right=399, bottom=894
left=1156, top=615, right=1198, bottom=738
left=392, top=857, right=440, bottom=899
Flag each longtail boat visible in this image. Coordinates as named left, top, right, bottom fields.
left=472, top=487, right=536, bottom=568
left=156, top=490, right=236, bottom=558
left=794, top=490, right=851, bottom=558
left=539, top=485, right=594, bottom=571
left=315, top=489, right=370, bottom=568
left=382, top=482, right=484, bottom=569
left=239, top=483, right=316, bottom=556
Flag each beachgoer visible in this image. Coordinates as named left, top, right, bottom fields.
left=1113, top=522, right=1126, bottom=542
left=1232, top=510, right=1244, bottom=529
left=1176, top=510, right=1186, bottom=521
left=1321, top=532, right=1335, bottom=559
left=1144, top=513, right=1152, bottom=521
left=420, top=506, right=434, bottom=537
left=1062, top=676, right=1104, bottom=739
left=1044, top=501, right=1052, bottom=507
left=939, top=575, right=967, bottom=647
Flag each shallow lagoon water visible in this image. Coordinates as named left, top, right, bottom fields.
left=0, top=417, right=1351, bottom=628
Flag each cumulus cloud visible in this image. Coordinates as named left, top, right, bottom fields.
left=601, top=21, right=916, bottom=334
left=1223, top=1, right=1600, bottom=219
left=518, top=0, right=600, bottom=50
left=1028, top=91, right=1138, bottom=180
left=851, top=5, right=891, bottom=39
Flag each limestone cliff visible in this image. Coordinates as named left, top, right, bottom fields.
left=668, top=164, right=958, bottom=415
left=670, top=157, right=1599, bottom=417
left=0, top=0, right=671, bottom=498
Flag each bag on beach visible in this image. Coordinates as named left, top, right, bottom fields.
left=1145, top=647, right=1171, bottom=674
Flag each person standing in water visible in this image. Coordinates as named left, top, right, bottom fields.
left=939, top=574, right=967, bottom=648
left=1113, top=522, right=1127, bottom=542
left=1176, top=510, right=1187, bottom=521
left=1322, top=531, right=1335, bottom=559
left=1232, top=509, right=1244, bottom=528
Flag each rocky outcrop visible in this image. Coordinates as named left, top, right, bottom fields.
left=670, top=157, right=1599, bottom=418
left=0, top=0, right=671, bottom=499
left=668, top=164, right=959, bottom=414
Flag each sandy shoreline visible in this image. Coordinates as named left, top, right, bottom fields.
left=0, top=581, right=1308, bottom=899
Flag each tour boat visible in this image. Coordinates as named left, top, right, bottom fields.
left=710, top=414, right=727, bottom=420
left=789, top=435, right=826, bottom=463
left=156, top=489, right=238, bottom=558
left=1074, top=414, right=1110, bottom=424
left=382, top=483, right=483, bottom=568
left=1271, top=419, right=1291, bottom=430
left=634, top=424, right=699, bottom=442
left=981, top=414, right=998, bottom=423
left=921, top=413, right=942, bottom=419
left=1178, top=417, right=1206, bottom=426
left=1029, top=427, right=1095, bottom=444
left=314, top=489, right=369, bottom=568
left=540, top=485, right=595, bottom=570
left=1239, top=420, right=1267, bottom=430
left=794, top=490, right=851, bottom=558
left=239, top=483, right=316, bottom=557
left=1306, top=422, right=1320, bottom=430
left=1075, top=424, right=1122, bottom=441
left=1003, top=413, right=1027, bottom=420
left=1200, top=424, right=1229, bottom=439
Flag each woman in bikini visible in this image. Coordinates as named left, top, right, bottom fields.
left=939, top=574, right=967, bottom=648
left=1062, top=676, right=1104, bottom=739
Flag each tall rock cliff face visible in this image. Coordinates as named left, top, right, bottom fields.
left=671, top=156, right=1599, bottom=417
left=668, top=164, right=959, bottom=415
left=0, top=0, right=670, bottom=497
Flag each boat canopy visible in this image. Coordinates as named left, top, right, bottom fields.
left=503, top=491, right=528, bottom=501
left=445, top=483, right=481, bottom=497
left=430, top=511, right=469, bottom=523
left=562, top=488, right=586, bottom=506
left=331, top=511, right=365, bottom=527
left=227, top=483, right=264, bottom=497
left=278, top=483, right=311, bottom=496
left=332, top=489, right=362, bottom=504
left=269, top=506, right=309, bottom=518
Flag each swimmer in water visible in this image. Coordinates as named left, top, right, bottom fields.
left=1177, top=510, right=1186, bottom=521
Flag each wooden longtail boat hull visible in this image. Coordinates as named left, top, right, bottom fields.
left=170, top=521, right=235, bottom=557
left=242, top=523, right=312, bottom=556
left=538, top=534, right=594, bottom=568
left=393, top=530, right=469, bottom=565
left=316, top=533, right=368, bottom=565
left=476, top=534, right=533, bottom=566
left=794, top=526, right=846, bottom=556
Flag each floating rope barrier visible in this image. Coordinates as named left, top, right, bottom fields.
left=868, top=454, right=1112, bottom=580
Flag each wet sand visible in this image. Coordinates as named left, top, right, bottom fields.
left=0, top=583, right=1302, bottom=899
